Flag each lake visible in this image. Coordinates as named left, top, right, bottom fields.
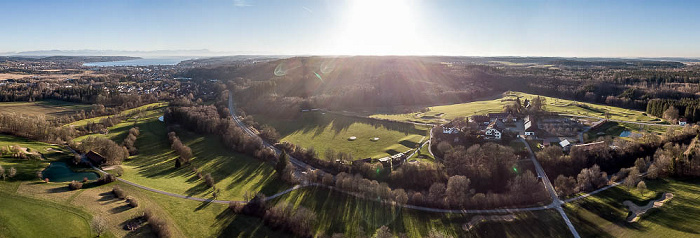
left=42, top=162, right=99, bottom=182
left=83, top=57, right=192, bottom=67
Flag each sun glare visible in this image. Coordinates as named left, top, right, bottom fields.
left=334, top=0, right=424, bottom=55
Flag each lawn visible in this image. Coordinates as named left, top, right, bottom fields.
left=0, top=191, right=94, bottom=238
left=68, top=102, right=167, bottom=127
left=0, top=134, right=76, bottom=181
left=77, top=105, right=287, bottom=201
left=0, top=100, right=91, bottom=118
left=371, top=92, right=662, bottom=125
left=270, top=186, right=572, bottom=237
left=256, top=112, right=430, bottom=159
left=564, top=178, right=700, bottom=238
left=133, top=183, right=287, bottom=238
left=585, top=121, right=671, bottom=142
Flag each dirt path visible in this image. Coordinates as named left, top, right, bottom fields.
left=624, top=193, right=674, bottom=222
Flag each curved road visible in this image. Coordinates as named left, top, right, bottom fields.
left=61, top=96, right=638, bottom=236
left=519, top=137, right=581, bottom=238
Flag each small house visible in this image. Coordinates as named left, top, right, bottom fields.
left=484, top=128, right=502, bottom=140
left=85, top=151, right=106, bottom=166
left=679, top=118, right=688, bottom=126
left=442, top=127, right=460, bottom=134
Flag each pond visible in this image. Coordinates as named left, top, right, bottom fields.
left=42, top=162, right=99, bottom=182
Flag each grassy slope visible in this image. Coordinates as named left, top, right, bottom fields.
left=565, top=178, right=700, bottom=238
left=0, top=191, right=93, bottom=238
left=256, top=112, right=429, bottom=159
left=271, top=187, right=572, bottom=237
left=68, top=102, right=167, bottom=127
left=81, top=105, right=286, bottom=201
left=0, top=134, right=76, bottom=180
left=371, top=92, right=661, bottom=124
left=585, top=121, right=670, bottom=142
left=0, top=100, right=91, bottom=118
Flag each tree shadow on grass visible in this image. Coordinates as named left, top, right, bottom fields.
left=109, top=204, right=132, bottom=214
left=47, top=186, right=71, bottom=193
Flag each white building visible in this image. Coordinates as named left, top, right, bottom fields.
left=442, top=127, right=460, bottom=134
left=484, top=127, right=502, bottom=140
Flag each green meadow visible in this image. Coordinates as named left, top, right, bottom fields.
left=371, top=92, right=661, bottom=124
left=256, top=112, right=429, bottom=159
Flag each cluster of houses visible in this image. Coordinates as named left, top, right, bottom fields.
left=443, top=113, right=528, bottom=140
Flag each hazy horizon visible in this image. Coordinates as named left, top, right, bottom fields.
left=3, top=0, right=700, bottom=57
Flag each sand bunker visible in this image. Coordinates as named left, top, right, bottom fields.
left=624, top=193, right=674, bottom=222
left=463, top=214, right=517, bottom=231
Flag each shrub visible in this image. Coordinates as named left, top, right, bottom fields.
left=68, top=180, right=83, bottom=190
left=113, top=166, right=124, bottom=177
left=98, top=174, right=116, bottom=184
left=126, top=196, right=139, bottom=208
left=144, top=210, right=171, bottom=238
left=113, top=186, right=126, bottom=199
left=204, top=173, right=215, bottom=187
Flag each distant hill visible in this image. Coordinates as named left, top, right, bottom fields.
left=0, top=55, right=140, bottom=63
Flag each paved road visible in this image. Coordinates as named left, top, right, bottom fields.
left=520, top=137, right=581, bottom=238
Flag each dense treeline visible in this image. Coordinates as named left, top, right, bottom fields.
left=75, top=136, right=129, bottom=165
left=539, top=126, right=700, bottom=191
left=229, top=194, right=317, bottom=237
left=193, top=56, right=700, bottom=122
left=163, top=104, right=279, bottom=167
left=0, top=113, right=74, bottom=143
left=441, top=143, right=518, bottom=192
left=647, top=98, right=700, bottom=122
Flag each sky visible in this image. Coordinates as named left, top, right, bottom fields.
left=1, top=0, right=700, bottom=57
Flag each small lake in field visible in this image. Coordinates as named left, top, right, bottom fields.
left=42, top=162, right=99, bottom=182
left=83, top=57, right=192, bottom=67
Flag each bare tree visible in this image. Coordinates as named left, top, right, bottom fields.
left=91, top=216, right=108, bottom=237
left=637, top=181, right=647, bottom=195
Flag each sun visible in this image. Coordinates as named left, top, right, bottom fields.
left=333, top=0, right=424, bottom=55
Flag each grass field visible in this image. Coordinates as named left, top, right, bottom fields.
left=0, top=191, right=94, bottom=238
left=585, top=121, right=670, bottom=142
left=270, top=187, right=572, bottom=237
left=256, top=112, right=430, bottom=159
left=68, top=102, right=167, bottom=127
left=371, top=92, right=661, bottom=125
left=76, top=105, right=287, bottom=201
left=0, top=134, right=77, bottom=181
left=0, top=100, right=91, bottom=118
left=564, top=178, right=700, bottom=237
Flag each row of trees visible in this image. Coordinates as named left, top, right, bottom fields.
left=164, top=105, right=279, bottom=166
left=0, top=113, right=75, bottom=143
left=167, top=132, right=193, bottom=167
left=229, top=194, right=317, bottom=237
left=123, top=127, right=140, bottom=155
